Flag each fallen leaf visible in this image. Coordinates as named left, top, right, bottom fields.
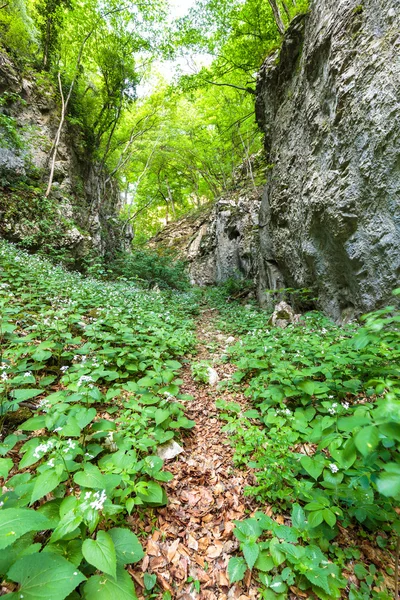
left=188, top=534, right=198, bottom=550
left=147, top=539, right=160, bottom=556
left=166, top=538, right=180, bottom=562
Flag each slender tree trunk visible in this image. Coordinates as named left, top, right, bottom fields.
left=165, top=178, right=176, bottom=218
left=267, top=0, right=285, bottom=34
left=45, top=30, right=92, bottom=197
left=281, top=0, right=291, bottom=21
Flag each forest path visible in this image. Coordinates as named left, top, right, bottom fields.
left=131, top=308, right=260, bottom=600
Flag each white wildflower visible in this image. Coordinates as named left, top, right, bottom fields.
left=24, top=371, right=32, bottom=377
left=342, top=401, right=350, bottom=410
left=77, top=375, right=93, bottom=387
left=33, top=440, right=55, bottom=459
left=47, top=459, right=55, bottom=467
left=1, top=372, right=8, bottom=381
left=90, top=489, right=107, bottom=511
left=54, top=427, right=62, bottom=432
left=329, top=464, right=339, bottom=473
left=60, top=366, right=69, bottom=373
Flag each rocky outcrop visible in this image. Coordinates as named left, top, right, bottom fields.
left=0, top=52, right=132, bottom=262
left=256, top=0, right=400, bottom=319
left=149, top=157, right=264, bottom=286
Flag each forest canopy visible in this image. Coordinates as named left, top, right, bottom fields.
left=0, top=0, right=307, bottom=241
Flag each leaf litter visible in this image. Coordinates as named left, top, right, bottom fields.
left=129, top=310, right=260, bottom=599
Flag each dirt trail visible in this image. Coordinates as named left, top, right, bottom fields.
left=131, top=309, right=260, bottom=600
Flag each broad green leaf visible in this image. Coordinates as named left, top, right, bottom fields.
left=291, top=504, right=306, bottom=531
left=154, top=408, right=170, bottom=425
left=376, top=471, right=400, bottom=498
left=143, top=573, right=157, bottom=590
left=254, top=551, right=275, bottom=572
left=7, top=552, right=85, bottom=599
left=354, top=426, right=380, bottom=456
left=0, top=533, right=40, bottom=574
left=31, top=470, right=64, bottom=504
left=0, top=457, right=13, bottom=479
left=109, top=528, right=144, bottom=565
left=0, top=508, right=53, bottom=549
left=73, top=464, right=120, bottom=494
left=269, top=538, right=285, bottom=566
left=137, top=482, right=167, bottom=507
left=50, top=510, right=82, bottom=543
left=300, top=455, right=325, bottom=480
left=84, top=567, right=138, bottom=600
left=10, top=389, right=43, bottom=402
left=82, top=531, right=117, bottom=579
left=20, top=415, right=47, bottom=431
left=242, top=540, right=259, bottom=570
left=227, top=556, right=247, bottom=583
left=307, top=510, right=324, bottom=528
left=43, top=540, right=83, bottom=567
left=322, top=509, right=336, bottom=527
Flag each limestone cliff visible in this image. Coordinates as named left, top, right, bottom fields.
left=0, top=52, right=131, bottom=264
left=256, top=0, right=400, bottom=319
left=149, top=157, right=265, bottom=286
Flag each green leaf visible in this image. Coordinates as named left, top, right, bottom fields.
left=304, top=568, right=331, bottom=594
left=354, top=563, right=368, bottom=579
left=143, top=573, right=157, bottom=590
left=109, top=528, right=144, bottom=565
left=376, top=471, right=400, bottom=498
left=322, top=509, right=337, bottom=527
left=82, top=531, right=117, bottom=579
left=137, top=481, right=167, bottom=507
left=84, top=567, right=138, bottom=600
left=10, top=389, right=43, bottom=402
left=0, top=533, right=40, bottom=575
left=242, top=540, right=259, bottom=570
left=291, top=504, right=306, bottom=531
left=73, top=464, right=120, bottom=494
left=20, top=415, right=47, bottom=431
left=269, top=538, right=285, bottom=566
left=0, top=457, right=13, bottom=479
left=154, top=408, right=170, bottom=425
left=7, top=553, right=85, bottom=600
left=0, top=508, right=53, bottom=549
left=227, top=556, right=247, bottom=583
left=307, top=510, right=324, bottom=528
left=31, top=470, right=63, bottom=504
left=300, top=455, right=325, bottom=480
left=254, top=551, right=275, bottom=572
left=50, top=510, right=82, bottom=543
left=354, top=426, right=380, bottom=456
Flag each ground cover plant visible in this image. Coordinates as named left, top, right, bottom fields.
left=210, top=290, right=400, bottom=599
left=0, top=239, right=198, bottom=599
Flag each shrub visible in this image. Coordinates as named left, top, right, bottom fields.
left=108, top=249, right=190, bottom=291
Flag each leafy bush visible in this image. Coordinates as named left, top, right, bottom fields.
left=0, top=240, right=198, bottom=599
left=215, top=293, right=400, bottom=598
left=109, top=249, right=190, bottom=291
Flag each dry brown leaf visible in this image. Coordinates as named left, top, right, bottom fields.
left=166, top=538, right=180, bottom=562
left=146, top=539, right=160, bottom=556
left=187, top=534, right=199, bottom=550
left=207, top=542, right=224, bottom=559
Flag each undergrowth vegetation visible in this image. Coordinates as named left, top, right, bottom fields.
left=0, top=239, right=199, bottom=599
left=208, top=289, right=400, bottom=600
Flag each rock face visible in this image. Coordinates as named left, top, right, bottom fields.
left=149, top=157, right=264, bottom=286
left=256, top=0, right=400, bottom=319
left=0, top=52, right=132, bottom=262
